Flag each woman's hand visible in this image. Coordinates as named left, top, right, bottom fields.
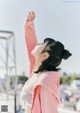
left=27, top=11, right=35, bottom=22
left=24, top=103, right=31, bottom=113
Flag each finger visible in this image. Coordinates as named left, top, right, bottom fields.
left=29, top=12, right=33, bottom=18
left=27, top=15, right=30, bottom=19
left=27, top=15, right=31, bottom=21
left=29, top=11, right=32, bottom=17
left=26, top=12, right=31, bottom=21
left=32, top=11, right=35, bottom=17
left=27, top=11, right=35, bottom=21
left=32, top=11, right=35, bottom=15
left=29, top=12, right=34, bottom=20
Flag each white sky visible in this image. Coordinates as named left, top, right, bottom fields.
left=0, top=0, right=80, bottom=77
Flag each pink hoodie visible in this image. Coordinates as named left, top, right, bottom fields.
left=25, top=20, right=38, bottom=77
left=25, top=20, right=62, bottom=113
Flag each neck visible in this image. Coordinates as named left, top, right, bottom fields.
left=33, top=59, right=42, bottom=72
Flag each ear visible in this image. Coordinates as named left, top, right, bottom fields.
left=44, top=52, right=49, bottom=59
left=39, top=52, right=49, bottom=61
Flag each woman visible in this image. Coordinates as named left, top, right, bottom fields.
left=20, top=11, right=72, bottom=113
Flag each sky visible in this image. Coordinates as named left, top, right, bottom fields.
left=0, top=0, right=80, bottom=77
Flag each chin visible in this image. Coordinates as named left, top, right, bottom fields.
left=31, top=49, right=39, bottom=58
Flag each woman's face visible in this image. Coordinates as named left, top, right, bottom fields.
left=31, top=42, right=48, bottom=59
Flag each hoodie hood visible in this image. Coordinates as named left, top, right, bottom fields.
left=32, top=71, right=62, bottom=107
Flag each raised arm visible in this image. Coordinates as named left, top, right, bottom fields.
left=25, top=11, right=38, bottom=77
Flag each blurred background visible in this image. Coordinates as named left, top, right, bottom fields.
left=0, top=0, right=80, bottom=113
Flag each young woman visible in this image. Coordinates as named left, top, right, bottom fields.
left=20, top=11, right=72, bottom=113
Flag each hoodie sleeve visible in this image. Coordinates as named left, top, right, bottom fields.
left=25, top=20, right=38, bottom=77
left=32, top=86, right=59, bottom=113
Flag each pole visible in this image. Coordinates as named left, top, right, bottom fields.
left=13, top=34, right=18, bottom=113
left=6, top=39, right=9, bottom=101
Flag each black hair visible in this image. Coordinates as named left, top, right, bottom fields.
left=34, top=38, right=72, bottom=73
